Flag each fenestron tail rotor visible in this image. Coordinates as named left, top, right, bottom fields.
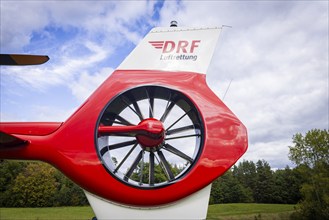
left=96, top=85, right=204, bottom=188
left=0, top=54, right=49, bottom=66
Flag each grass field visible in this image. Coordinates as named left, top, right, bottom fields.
left=0, top=203, right=296, bottom=220
left=0, top=206, right=95, bottom=220
left=207, top=203, right=295, bottom=220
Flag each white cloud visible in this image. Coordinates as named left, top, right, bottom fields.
left=1, top=40, right=109, bottom=90
left=0, top=1, right=157, bottom=52
left=0, top=0, right=157, bottom=100
left=239, top=139, right=294, bottom=169
left=70, top=67, right=113, bottom=102
left=28, top=105, right=76, bottom=122
left=0, top=1, right=49, bottom=52
left=0, top=0, right=158, bottom=123
left=157, top=1, right=328, bottom=168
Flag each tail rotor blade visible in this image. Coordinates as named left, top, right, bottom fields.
left=0, top=54, right=49, bottom=66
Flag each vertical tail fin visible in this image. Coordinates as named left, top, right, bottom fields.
left=118, top=27, right=221, bottom=74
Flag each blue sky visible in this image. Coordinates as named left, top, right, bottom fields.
left=1, top=1, right=328, bottom=169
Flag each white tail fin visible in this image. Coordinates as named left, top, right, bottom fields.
left=118, top=27, right=221, bottom=74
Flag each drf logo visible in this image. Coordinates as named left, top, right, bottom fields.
left=149, top=40, right=201, bottom=53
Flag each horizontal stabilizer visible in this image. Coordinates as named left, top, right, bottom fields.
left=0, top=132, right=28, bottom=148
left=0, top=54, right=49, bottom=66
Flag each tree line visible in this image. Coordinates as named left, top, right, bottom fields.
left=0, top=161, right=88, bottom=207
left=0, top=129, right=328, bottom=219
left=0, top=160, right=305, bottom=207
left=210, top=159, right=304, bottom=205
left=0, top=158, right=305, bottom=207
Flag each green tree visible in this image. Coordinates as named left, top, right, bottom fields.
left=130, top=161, right=182, bottom=184
left=272, top=166, right=303, bottom=204
left=233, top=160, right=257, bottom=201
left=0, top=160, right=28, bottom=207
left=289, top=129, right=328, bottom=167
left=53, top=169, right=88, bottom=206
left=9, top=162, right=57, bottom=207
left=0, top=161, right=90, bottom=207
left=254, top=160, right=275, bottom=203
left=209, top=176, right=223, bottom=204
left=289, top=129, right=329, bottom=220
left=210, top=169, right=253, bottom=204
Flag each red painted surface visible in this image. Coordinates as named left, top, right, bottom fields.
left=99, top=118, right=165, bottom=148
left=0, top=70, right=248, bottom=206
left=0, top=122, right=62, bottom=135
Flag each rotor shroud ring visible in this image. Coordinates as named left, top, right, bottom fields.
left=95, top=85, right=204, bottom=189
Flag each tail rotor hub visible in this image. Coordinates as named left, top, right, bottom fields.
left=136, top=118, right=165, bottom=150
